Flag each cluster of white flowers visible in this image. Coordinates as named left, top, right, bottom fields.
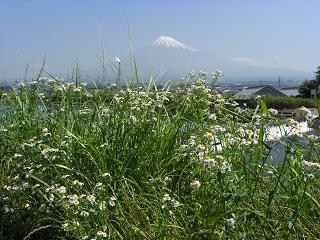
left=285, top=118, right=299, bottom=126
left=208, top=113, right=217, bottom=121
left=202, top=156, right=217, bottom=168
left=190, top=180, right=201, bottom=189
left=301, top=160, right=320, bottom=180
left=220, top=161, right=231, bottom=173
left=80, top=210, right=89, bottom=217
left=162, top=194, right=175, bottom=205
left=2, top=205, right=15, bottom=213
left=211, top=125, right=227, bottom=134
left=188, top=136, right=197, bottom=147
left=68, top=194, right=80, bottom=205
left=204, top=132, right=214, bottom=141
left=72, top=180, right=84, bottom=187
left=161, top=194, right=180, bottom=209
left=226, top=217, right=236, bottom=229
left=301, top=160, right=320, bottom=171
left=268, top=108, right=278, bottom=116
left=196, top=144, right=206, bottom=157
left=42, top=128, right=52, bottom=137
left=86, top=195, right=96, bottom=204
left=296, top=106, right=312, bottom=119
left=29, top=80, right=38, bottom=86
left=0, top=126, right=8, bottom=133
left=212, top=70, right=224, bottom=81
left=96, top=230, right=107, bottom=238
left=41, top=147, right=63, bottom=157
left=57, top=186, right=67, bottom=194
left=79, top=108, right=92, bottom=116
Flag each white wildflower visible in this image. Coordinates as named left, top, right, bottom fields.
left=204, top=132, right=214, bottom=141
left=162, top=194, right=172, bottom=204
left=301, top=160, right=320, bottom=171
left=99, top=201, right=107, bottom=210
left=86, top=195, right=96, bottom=204
left=190, top=180, right=201, bottom=189
left=62, top=223, right=69, bottom=230
left=180, top=144, right=189, bottom=150
left=68, top=194, right=80, bottom=205
left=109, top=196, right=117, bottom=207
left=203, top=157, right=216, bottom=167
left=268, top=108, right=278, bottom=116
left=296, top=106, right=312, bottom=119
left=221, top=161, right=231, bottom=173
left=57, top=186, right=66, bottom=194
left=49, top=194, right=55, bottom=202
left=97, top=230, right=107, bottom=237
left=307, top=173, right=315, bottom=180
left=73, top=180, right=84, bottom=187
left=80, top=211, right=89, bottom=217
left=226, top=217, right=236, bottom=229
left=196, top=144, right=205, bottom=152
left=13, top=153, right=23, bottom=158
left=208, top=114, right=217, bottom=120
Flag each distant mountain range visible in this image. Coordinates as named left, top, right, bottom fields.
left=117, top=36, right=312, bottom=83
left=0, top=36, right=313, bottom=85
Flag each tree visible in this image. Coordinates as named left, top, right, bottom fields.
left=298, top=66, right=320, bottom=98
left=315, top=65, right=320, bottom=88
left=298, top=80, right=317, bottom=98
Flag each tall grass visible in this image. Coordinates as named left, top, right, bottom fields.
left=0, top=71, right=319, bottom=239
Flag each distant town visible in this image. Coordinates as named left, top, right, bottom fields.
left=0, top=77, right=306, bottom=99
left=215, top=78, right=301, bottom=97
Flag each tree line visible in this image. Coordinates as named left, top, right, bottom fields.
left=298, top=66, right=320, bottom=97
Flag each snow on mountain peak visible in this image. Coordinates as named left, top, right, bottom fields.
left=152, top=36, right=197, bottom=51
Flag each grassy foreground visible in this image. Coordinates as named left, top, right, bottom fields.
left=0, top=71, right=320, bottom=239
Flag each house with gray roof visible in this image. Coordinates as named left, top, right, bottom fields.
left=233, top=85, right=287, bottom=100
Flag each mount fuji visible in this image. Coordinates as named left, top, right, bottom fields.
left=112, top=36, right=312, bottom=83
left=151, top=36, right=197, bottom=51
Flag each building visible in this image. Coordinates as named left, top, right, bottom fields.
left=280, top=88, right=300, bottom=97
left=233, top=85, right=287, bottom=100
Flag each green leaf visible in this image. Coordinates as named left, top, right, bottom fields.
left=260, top=99, right=268, bottom=114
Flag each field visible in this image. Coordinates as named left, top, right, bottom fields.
left=0, top=71, right=320, bottom=239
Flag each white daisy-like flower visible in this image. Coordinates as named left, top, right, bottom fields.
left=97, top=230, right=107, bottom=237
left=57, top=186, right=66, bottom=194
left=109, top=196, right=117, bottom=207
left=190, top=180, right=201, bottom=189
left=80, top=211, right=89, bottom=217
left=86, top=195, right=96, bottom=204
left=68, top=194, right=80, bottom=205
left=208, top=114, right=217, bottom=120
left=226, top=217, right=236, bottom=229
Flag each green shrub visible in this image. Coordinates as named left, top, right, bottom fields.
left=239, top=96, right=316, bottom=109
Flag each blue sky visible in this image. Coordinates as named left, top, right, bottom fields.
left=1, top=0, right=319, bottom=79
